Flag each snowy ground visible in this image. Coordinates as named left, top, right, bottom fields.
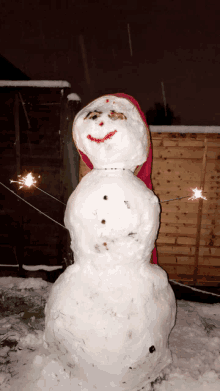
left=0, top=276, right=220, bottom=391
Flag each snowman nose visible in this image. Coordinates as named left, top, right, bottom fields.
left=99, top=122, right=104, bottom=126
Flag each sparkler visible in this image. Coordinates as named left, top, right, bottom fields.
left=161, top=188, right=207, bottom=203
left=10, top=172, right=65, bottom=205
left=0, top=180, right=66, bottom=229
left=188, top=187, right=207, bottom=201
left=10, top=172, right=38, bottom=189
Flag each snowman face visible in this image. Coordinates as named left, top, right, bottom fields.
left=73, top=95, right=148, bottom=170
left=84, top=108, right=127, bottom=144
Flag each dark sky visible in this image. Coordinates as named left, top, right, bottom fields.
left=1, top=0, right=220, bottom=125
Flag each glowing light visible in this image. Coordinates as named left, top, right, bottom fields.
left=161, top=188, right=207, bottom=203
left=10, top=172, right=65, bottom=205
left=10, top=172, right=40, bottom=189
left=188, top=188, right=207, bottom=201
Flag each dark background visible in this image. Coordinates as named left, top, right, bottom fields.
left=1, top=0, right=220, bottom=124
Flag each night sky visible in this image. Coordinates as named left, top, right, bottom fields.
left=1, top=0, right=220, bottom=125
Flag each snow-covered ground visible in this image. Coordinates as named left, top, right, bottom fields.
left=0, top=276, right=220, bottom=391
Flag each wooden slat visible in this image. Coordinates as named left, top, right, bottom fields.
left=151, top=132, right=220, bottom=141
left=160, top=202, right=199, bottom=214
left=205, top=162, right=220, bottom=180
left=198, top=265, right=220, bottom=276
left=157, top=244, right=195, bottom=255
left=156, top=236, right=176, bottom=245
left=159, top=224, right=197, bottom=235
left=199, top=247, right=220, bottom=256
left=153, top=147, right=204, bottom=160
left=200, top=237, right=220, bottom=246
left=152, top=159, right=202, bottom=182
left=159, top=254, right=220, bottom=267
left=161, top=264, right=195, bottom=276
left=160, top=213, right=198, bottom=225
left=207, top=148, right=220, bottom=159
left=196, top=257, right=220, bottom=266
left=154, top=182, right=201, bottom=196
left=158, top=255, right=194, bottom=265
left=162, top=140, right=204, bottom=147
left=161, top=264, right=220, bottom=278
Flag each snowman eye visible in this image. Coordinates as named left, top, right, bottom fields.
left=108, top=111, right=127, bottom=120
left=84, top=110, right=102, bottom=120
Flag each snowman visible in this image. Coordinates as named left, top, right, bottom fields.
left=44, top=94, right=176, bottom=390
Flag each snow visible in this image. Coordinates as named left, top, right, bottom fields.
left=22, top=264, right=63, bottom=272
left=0, top=80, right=71, bottom=88
left=149, top=125, right=220, bottom=133
left=0, top=276, right=220, bottom=390
left=67, top=92, right=81, bottom=101
left=73, top=95, right=149, bottom=171
left=64, top=169, right=160, bottom=265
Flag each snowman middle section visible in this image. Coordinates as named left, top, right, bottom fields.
left=44, top=168, right=176, bottom=389
left=65, top=169, right=160, bottom=268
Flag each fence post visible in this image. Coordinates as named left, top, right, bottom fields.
left=193, top=137, right=208, bottom=285
left=13, top=92, right=24, bottom=276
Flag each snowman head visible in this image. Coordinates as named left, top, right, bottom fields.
left=72, top=95, right=149, bottom=171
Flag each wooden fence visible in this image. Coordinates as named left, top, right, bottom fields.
left=150, top=127, right=220, bottom=286
left=0, top=82, right=80, bottom=274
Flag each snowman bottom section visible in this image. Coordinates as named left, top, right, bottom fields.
left=11, top=350, right=170, bottom=391
left=44, top=268, right=176, bottom=390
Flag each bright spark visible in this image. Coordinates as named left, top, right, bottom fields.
left=188, top=188, right=207, bottom=201
left=10, top=172, right=65, bottom=205
left=10, top=173, right=39, bottom=189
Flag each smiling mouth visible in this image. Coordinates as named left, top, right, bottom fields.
left=87, top=130, right=117, bottom=143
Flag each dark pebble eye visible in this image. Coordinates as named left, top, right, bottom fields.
left=103, top=195, right=108, bottom=200
left=149, top=345, right=156, bottom=353
left=101, top=220, right=106, bottom=224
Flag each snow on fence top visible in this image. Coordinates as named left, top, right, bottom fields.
left=67, top=93, right=81, bottom=101
left=149, top=125, right=220, bottom=133
left=0, top=80, right=71, bottom=88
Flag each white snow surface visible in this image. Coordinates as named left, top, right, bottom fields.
left=149, top=125, right=220, bottom=133
left=73, top=95, right=149, bottom=171
left=0, top=276, right=220, bottom=390
left=67, top=93, right=81, bottom=101
left=0, top=80, right=71, bottom=88
left=22, top=264, right=63, bottom=272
